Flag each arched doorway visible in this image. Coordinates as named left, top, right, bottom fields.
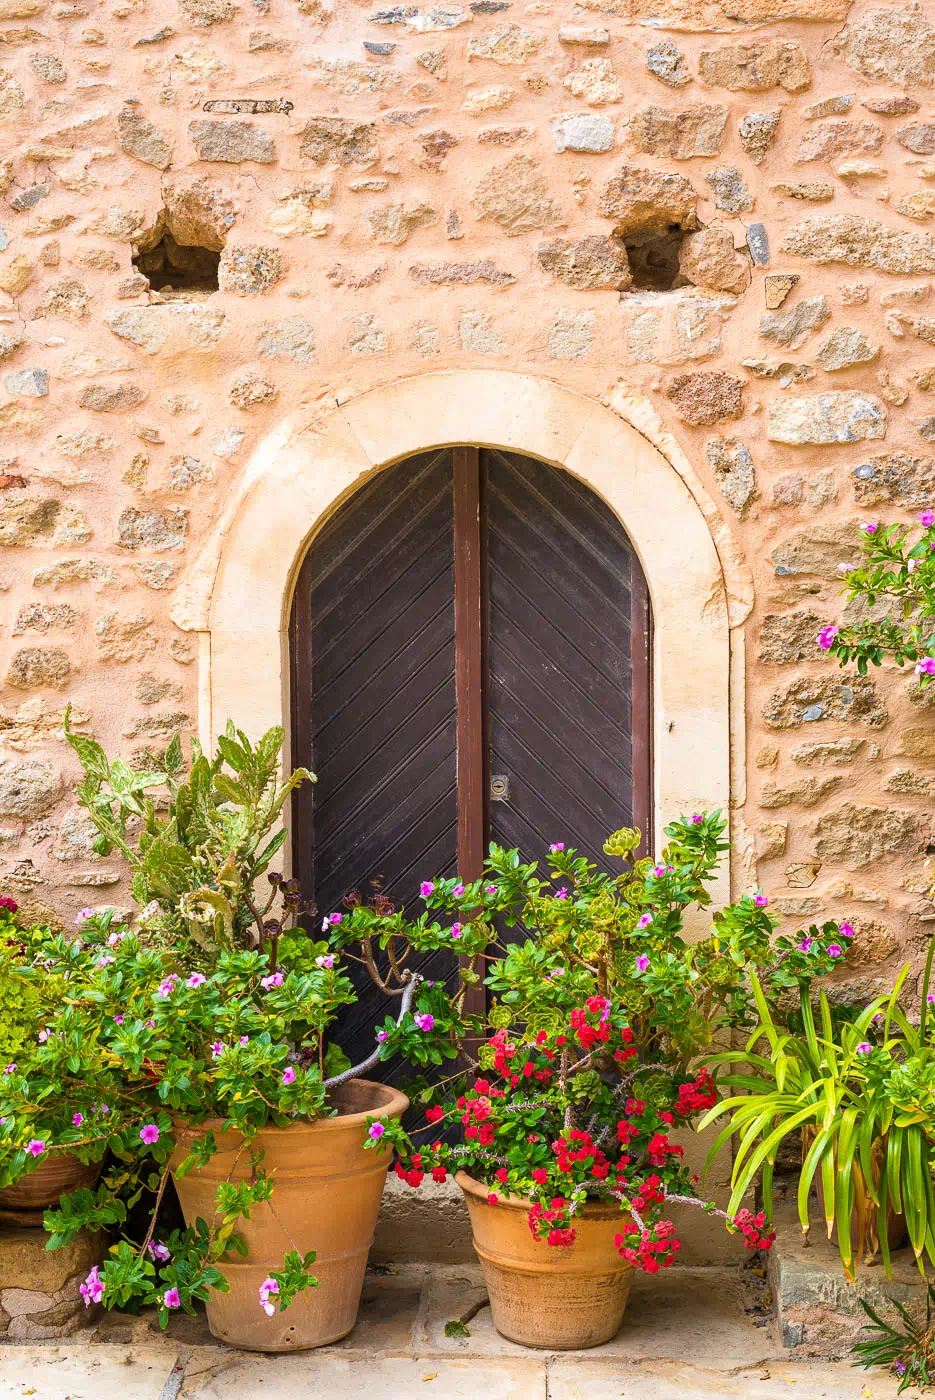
left=289, top=446, right=652, bottom=1062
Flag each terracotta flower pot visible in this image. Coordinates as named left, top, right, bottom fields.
left=456, top=1171, right=636, bottom=1350
left=0, top=1152, right=101, bottom=1227
left=169, top=1078, right=408, bottom=1352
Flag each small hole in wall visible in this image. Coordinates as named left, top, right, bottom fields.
left=132, top=231, right=220, bottom=297
left=622, top=226, right=689, bottom=293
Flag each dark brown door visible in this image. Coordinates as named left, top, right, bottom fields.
left=290, top=447, right=651, bottom=1064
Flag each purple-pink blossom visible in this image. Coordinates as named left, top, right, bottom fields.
left=3, top=1063, right=15, bottom=1075
left=211, top=1042, right=224, bottom=1058
left=261, top=972, right=284, bottom=990
left=798, top=937, right=812, bottom=953
left=652, top=865, right=666, bottom=878
left=186, top=973, right=206, bottom=989
left=413, top=1012, right=435, bottom=1032
left=839, top=922, right=854, bottom=939
left=817, top=625, right=840, bottom=651
left=419, top=882, right=435, bottom=899
left=315, top=955, right=335, bottom=970
left=548, top=967, right=566, bottom=979
left=321, top=912, right=343, bottom=930
left=450, top=922, right=463, bottom=940
left=549, top=843, right=565, bottom=853
left=27, top=1139, right=45, bottom=1157
left=259, top=1276, right=279, bottom=1317
left=453, top=883, right=465, bottom=897
left=485, top=884, right=497, bottom=894
left=368, top=1122, right=385, bottom=1140
left=72, top=1112, right=83, bottom=1128
left=282, top=1066, right=296, bottom=1086
left=148, top=1241, right=171, bottom=1262
left=157, top=976, right=178, bottom=998
left=139, top=1123, right=160, bottom=1146
left=635, top=955, right=650, bottom=973
left=113, top=1015, right=124, bottom=1026
left=860, top=522, right=879, bottom=535
left=554, top=886, right=568, bottom=900
left=75, top=907, right=94, bottom=926
left=80, top=1265, right=105, bottom=1308
left=636, top=913, right=653, bottom=930
left=376, top=1030, right=389, bottom=1042
left=916, top=657, right=935, bottom=679
left=856, top=1042, right=872, bottom=1055
left=919, top=511, right=935, bottom=527
left=163, top=1287, right=181, bottom=1309
left=827, top=943, right=843, bottom=958
left=754, top=894, right=769, bottom=909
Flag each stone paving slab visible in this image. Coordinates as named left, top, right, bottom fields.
left=0, top=1344, right=179, bottom=1399
left=181, top=1353, right=548, bottom=1399
left=545, top=1358, right=916, bottom=1399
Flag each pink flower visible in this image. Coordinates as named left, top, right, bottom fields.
left=376, top=1030, right=389, bottom=1043
left=554, top=887, right=568, bottom=900
left=80, top=1265, right=105, bottom=1308
left=691, top=814, right=703, bottom=825
left=261, top=972, right=284, bottom=990
left=113, top=1015, right=124, bottom=1026
left=37, top=1030, right=48, bottom=1043
left=487, top=1193, right=499, bottom=1206
left=916, top=657, right=935, bottom=678
left=919, top=511, right=935, bottom=527
left=827, top=943, right=843, bottom=958
left=450, top=923, right=463, bottom=940
left=453, top=884, right=465, bottom=897
left=186, top=973, right=206, bottom=989
left=148, top=1241, right=171, bottom=1262
left=419, top=882, right=435, bottom=899
left=636, top=913, right=653, bottom=930
left=3, top=1063, right=15, bottom=1075
left=72, top=1113, right=84, bottom=1127
left=860, top=522, right=878, bottom=535
left=549, top=843, right=565, bottom=853
left=754, top=894, right=769, bottom=909
left=839, top=922, right=854, bottom=939
left=635, top=955, right=650, bottom=973
left=798, top=937, right=812, bottom=953
left=211, top=1042, right=224, bottom=1058
left=413, top=1012, right=435, bottom=1032
left=96, top=956, right=115, bottom=968
left=139, top=1123, right=160, bottom=1146
left=163, top=1287, right=181, bottom=1309
left=157, top=976, right=178, bottom=998
left=282, top=1066, right=297, bottom=1086
left=368, top=1122, right=385, bottom=1140
left=321, top=912, right=343, bottom=930
left=485, top=884, right=497, bottom=894
left=548, top=967, right=566, bottom=979
left=314, top=955, right=335, bottom=970
left=817, top=625, right=840, bottom=651
left=259, top=1276, right=279, bottom=1317
left=75, top=907, right=94, bottom=926
left=239, top=1036, right=249, bottom=1046
left=27, top=1139, right=45, bottom=1157
left=856, top=1042, right=872, bottom=1055
left=652, top=865, right=666, bottom=878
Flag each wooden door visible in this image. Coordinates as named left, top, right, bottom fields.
left=290, top=447, right=651, bottom=1062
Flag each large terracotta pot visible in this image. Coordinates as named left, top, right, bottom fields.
left=456, top=1171, right=635, bottom=1350
left=170, top=1078, right=408, bottom=1352
left=0, top=1153, right=101, bottom=1226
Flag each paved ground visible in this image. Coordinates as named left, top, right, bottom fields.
left=0, top=1264, right=918, bottom=1399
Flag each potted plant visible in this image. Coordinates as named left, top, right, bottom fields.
left=700, top=955, right=935, bottom=1281
left=334, top=813, right=848, bottom=1350
left=0, top=720, right=458, bottom=1351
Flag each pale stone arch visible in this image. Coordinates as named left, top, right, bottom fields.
left=171, top=369, right=753, bottom=908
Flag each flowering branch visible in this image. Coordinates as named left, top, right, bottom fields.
left=323, top=972, right=424, bottom=1089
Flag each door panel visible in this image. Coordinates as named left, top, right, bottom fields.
left=290, top=446, right=651, bottom=1063
left=290, top=449, right=458, bottom=1070
left=486, top=449, right=644, bottom=875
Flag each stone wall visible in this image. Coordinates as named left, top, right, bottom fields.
left=1, top=0, right=934, bottom=997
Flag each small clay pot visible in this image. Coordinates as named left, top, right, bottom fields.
left=0, top=1153, right=102, bottom=1227
left=456, top=1171, right=635, bottom=1350
left=170, top=1078, right=408, bottom=1352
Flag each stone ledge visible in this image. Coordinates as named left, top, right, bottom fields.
left=768, top=1216, right=930, bottom=1358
